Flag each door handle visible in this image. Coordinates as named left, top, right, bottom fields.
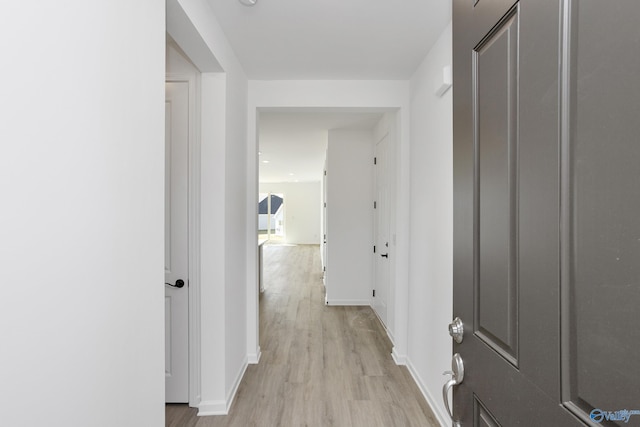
left=442, top=353, right=464, bottom=427
left=165, top=279, right=185, bottom=288
left=380, top=253, right=389, bottom=258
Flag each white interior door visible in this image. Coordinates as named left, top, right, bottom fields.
left=373, top=134, right=390, bottom=325
left=322, top=159, right=328, bottom=284
left=165, top=81, right=189, bottom=403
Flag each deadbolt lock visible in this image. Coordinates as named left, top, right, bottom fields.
left=448, top=317, right=464, bottom=344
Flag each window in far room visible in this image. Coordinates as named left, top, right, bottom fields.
left=258, top=192, right=284, bottom=242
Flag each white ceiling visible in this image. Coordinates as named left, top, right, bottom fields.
left=259, top=111, right=384, bottom=183
left=207, top=0, right=451, bottom=80
left=210, top=1, right=451, bottom=184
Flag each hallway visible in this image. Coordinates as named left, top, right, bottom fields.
left=169, top=243, right=440, bottom=427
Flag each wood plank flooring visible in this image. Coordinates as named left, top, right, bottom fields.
left=166, top=403, right=199, bottom=427
left=167, top=243, right=440, bottom=427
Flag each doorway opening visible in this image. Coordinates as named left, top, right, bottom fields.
left=254, top=108, right=395, bottom=351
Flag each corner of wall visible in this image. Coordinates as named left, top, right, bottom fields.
left=198, top=355, right=249, bottom=417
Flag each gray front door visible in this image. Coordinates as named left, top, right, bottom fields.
left=452, top=0, right=640, bottom=425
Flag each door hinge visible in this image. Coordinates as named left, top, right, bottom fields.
left=323, top=266, right=326, bottom=272
left=324, top=170, right=327, bottom=176
left=324, top=202, right=327, bottom=208
left=373, top=245, right=376, bottom=253
left=373, top=289, right=376, bottom=297
left=374, top=157, right=377, bottom=165
left=374, top=201, right=377, bottom=209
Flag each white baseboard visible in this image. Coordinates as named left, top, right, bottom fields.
left=325, top=299, right=370, bottom=306
left=248, top=347, right=261, bottom=364
left=197, top=400, right=227, bottom=416
left=197, top=356, right=249, bottom=416
left=405, top=356, right=449, bottom=427
left=386, top=328, right=396, bottom=346
left=224, top=355, right=248, bottom=413
left=391, top=346, right=407, bottom=365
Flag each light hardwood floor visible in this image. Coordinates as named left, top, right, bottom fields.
left=166, top=243, right=440, bottom=427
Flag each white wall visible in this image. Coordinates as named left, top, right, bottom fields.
left=221, top=53, right=249, bottom=415
left=259, top=182, right=322, bottom=244
left=325, top=130, right=374, bottom=304
left=247, top=80, right=411, bottom=362
left=168, top=0, right=249, bottom=414
left=0, top=1, right=165, bottom=426
left=199, top=72, right=228, bottom=412
left=406, top=22, right=453, bottom=427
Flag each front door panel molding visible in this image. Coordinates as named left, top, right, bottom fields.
left=472, top=3, right=520, bottom=368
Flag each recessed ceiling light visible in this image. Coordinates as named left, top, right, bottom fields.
left=239, top=0, right=257, bottom=6
left=258, top=151, right=262, bottom=155
left=262, top=160, right=269, bottom=164
left=289, top=173, right=294, bottom=176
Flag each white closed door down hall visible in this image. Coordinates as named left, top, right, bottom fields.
left=373, top=133, right=390, bottom=325
left=165, top=80, right=190, bottom=403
